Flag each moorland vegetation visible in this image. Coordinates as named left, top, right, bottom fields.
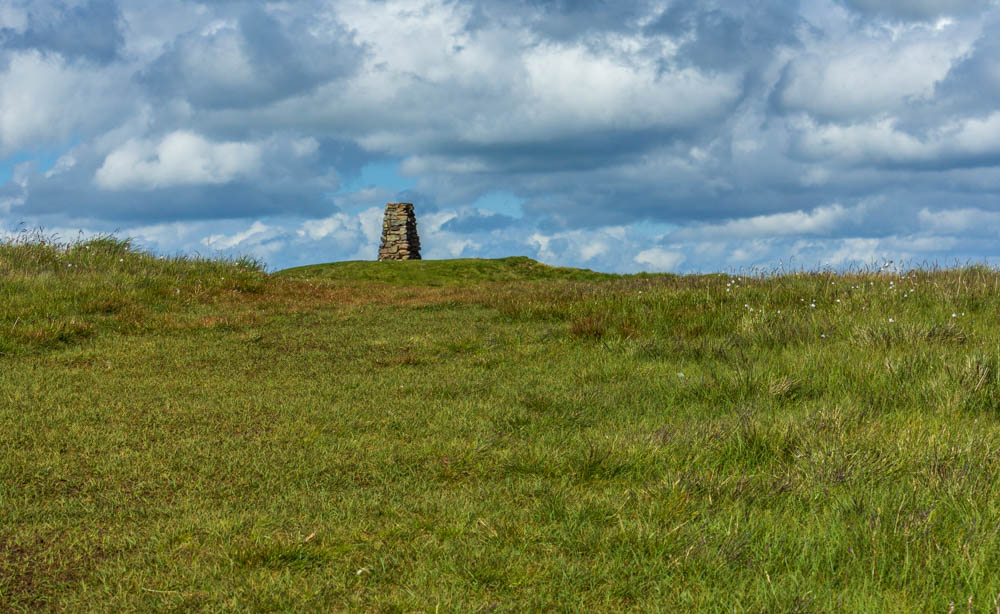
left=3, top=232, right=1000, bottom=612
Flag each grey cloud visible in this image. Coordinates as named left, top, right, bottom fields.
left=394, top=190, right=442, bottom=214
left=837, top=0, right=993, bottom=21
left=11, top=135, right=343, bottom=223
left=440, top=210, right=519, bottom=233
left=138, top=6, right=364, bottom=109
left=464, top=0, right=655, bottom=40
left=0, top=0, right=123, bottom=63
left=431, top=128, right=698, bottom=174
left=645, top=0, right=801, bottom=72
left=932, top=18, right=1000, bottom=115
left=5, top=0, right=1000, bottom=273
left=18, top=171, right=335, bottom=223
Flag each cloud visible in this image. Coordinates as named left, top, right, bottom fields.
left=10, top=133, right=341, bottom=222
left=297, top=212, right=360, bottom=242
left=645, top=0, right=800, bottom=72
left=670, top=204, right=856, bottom=240
left=0, top=0, right=124, bottom=63
left=518, top=43, right=742, bottom=136
left=933, top=22, right=1000, bottom=114
left=837, top=0, right=993, bottom=21
left=202, top=220, right=278, bottom=251
left=790, top=113, right=1000, bottom=168
left=634, top=247, right=685, bottom=271
left=0, top=50, right=126, bottom=155
left=440, top=209, right=518, bottom=233
left=3, top=0, right=1000, bottom=274
left=917, top=206, right=1000, bottom=235
left=817, top=237, right=885, bottom=266
left=138, top=5, right=365, bottom=109
left=774, top=19, right=975, bottom=120
left=95, top=131, right=263, bottom=190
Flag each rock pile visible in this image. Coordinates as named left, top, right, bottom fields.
left=378, top=202, right=421, bottom=260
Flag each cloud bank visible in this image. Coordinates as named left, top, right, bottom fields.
left=2, top=0, right=1000, bottom=272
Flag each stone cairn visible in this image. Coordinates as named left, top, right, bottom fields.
left=378, top=202, right=421, bottom=260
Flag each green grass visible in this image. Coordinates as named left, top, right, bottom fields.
left=4, top=234, right=1000, bottom=612
left=276, top=256, right=616, bottom=285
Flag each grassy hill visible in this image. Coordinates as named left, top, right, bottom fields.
left=4, top=234, right=1000, bottom=612
left=276, top=256, right=618, bottom=285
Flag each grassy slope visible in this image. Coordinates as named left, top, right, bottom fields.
left=4, top=238, right=1000, bottom=612
left=275, top=256, right=617, bottom=285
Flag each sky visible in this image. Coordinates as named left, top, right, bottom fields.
left=1, top=0, right=1000, bottom=273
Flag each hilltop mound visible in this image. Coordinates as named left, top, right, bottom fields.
left=274, top=256, right=617, bottom=285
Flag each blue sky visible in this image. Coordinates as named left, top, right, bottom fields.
left=2, top=0, right=1000, bottom=272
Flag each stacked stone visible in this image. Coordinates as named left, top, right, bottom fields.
left=378, top=202, right=421, bottom=260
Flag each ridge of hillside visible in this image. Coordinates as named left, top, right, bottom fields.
left=274, top=256, right=620, bottom=285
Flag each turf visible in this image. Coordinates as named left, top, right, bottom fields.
left=3, top=233, right=1000, bottom=612
left=276, top=256, right=616, bottom=285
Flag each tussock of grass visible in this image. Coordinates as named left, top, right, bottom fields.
left=6, top=234, right=1000, bottom=611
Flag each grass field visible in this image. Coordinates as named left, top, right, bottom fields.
left=4, top=233, right=1000, bottom=612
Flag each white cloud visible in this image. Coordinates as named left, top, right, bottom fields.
left=519, top=43, right=742, bottom=137
left=918, top=207, right=1000, bottom=233
left=268, top=0, right=741, bottom=156
left=671, top=203, right=854, bottom=240
left=579, top=240, right=608, bottom=261
left=441, top=238, right=479, bottom=257
left=297, top=213, right=357, bottom=241
left=358, top=206, right=385, bottom=247
left=793, top=117, right=926, bottom=163
left=95, top=131, right=262, bottom=190
left=793, top=112, right=1000, bottom=166
left=820, top=238, right=885, bottom=266
left=778, top=19, right=975, bottom=118
left=5, top=0, right=1000, bottom=275
left=729, top=240, right=774, bottom=264
left=0, top=195, right=25, bottom=215
left=201, top=220, right=276, bottom=250
left=0, top=51, right=121, bottom=155
left=45, top=154, right=77, bottom=178
left=634, top=247, right=685, bottom=271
